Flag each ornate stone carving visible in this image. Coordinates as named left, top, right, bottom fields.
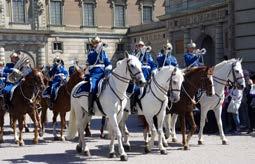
left=35, top=0, right=44, bottom=15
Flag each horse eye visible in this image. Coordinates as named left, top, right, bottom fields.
left=235, top=70, right=240, bottom=73
left=130, top=64, right=135, bottom=68
left=173, top=80, right=177, bottom=85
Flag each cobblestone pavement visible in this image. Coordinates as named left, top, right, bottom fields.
left=0, top=113, right=255, bottom=164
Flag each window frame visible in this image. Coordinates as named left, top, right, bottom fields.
left=49, top=0, right=63, bottom=26
left=82, top=2, right=95, bottom=27
left=114, top=4, right=125, bottom=27
left=11, top=0, right=27, bottom=24
left=142, top=5, right=153, bottom=24
left=52, top=41, right=64, bottom=53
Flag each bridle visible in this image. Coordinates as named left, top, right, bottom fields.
left=213, top=62, right=244, bottom=88
left=111, top=58, right=142, bottom=84
left=151, top=67, right=180, bottom=101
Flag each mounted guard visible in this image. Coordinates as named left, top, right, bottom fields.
left=1, top=52, right=32, bottom=111
left=43, top=56, right=68, bottom=108
left=128, top=40, right=157, bottom=114
left=157, top=41, right=178, bottom=68
left=85, top=36, right=112, bottom=116
left=184, top=40, right=206, bottom=68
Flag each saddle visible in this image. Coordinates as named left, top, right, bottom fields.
left=42, top=80, right=66, bottom=101
left=72, top=78, right=107, bottom=98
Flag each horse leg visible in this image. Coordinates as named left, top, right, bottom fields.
left=17, top=115, right=25, bottom=146
left=40, top=106, right=47, bottom=137
left=77, top=113, right=90, bottom=156
left=171, top=114, right=178, bottom=142
left=12, top=117, right=19, bottom=144
left=35, top=110, right=43, bottom=137
left=144, top=114, right=156, bottom=154
left=198, top=108, right=208, bottom=145
left=28, top=110, right=39, bottom=144
left=163, top=114, right=171, bottom=139
left=0, top=109, right=5, bottom=143
left=60, top=112, right=66, bottom=141
left=214, top=108, right=228, bottom=145
left=186, top=112, right=197, bottom=149
left=108, top=115, right=128, bottom=161
left=157, top=110, right=167, bottom=155
left=180, top=114, right=188, bottom=150
left=119, top=110, right=131, bottom=151
left=108, top=124, right=116, bottom=158
left=52, top=111, right=59, bottom=140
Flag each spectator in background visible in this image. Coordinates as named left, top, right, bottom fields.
left=247, top=75, right=255, bottom=134
left=227, top=87, right=243, bottom=134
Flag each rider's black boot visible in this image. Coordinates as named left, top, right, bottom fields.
left=130, top=94, right=138, bottom=114
left=88, top=93, right=95, bottom=116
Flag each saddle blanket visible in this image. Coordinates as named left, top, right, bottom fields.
left=72, top=79, right=106, bottom=98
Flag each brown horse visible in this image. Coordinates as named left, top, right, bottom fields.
left=0, top=69, right=45, bottom=145
left=49, top=66, right=84, bottom=140
left=169, top=66, right=214, bottom=150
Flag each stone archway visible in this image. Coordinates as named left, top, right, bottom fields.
left=16, top=50, right=36, bottom=68
left=197, top=35, right=215, bottom=66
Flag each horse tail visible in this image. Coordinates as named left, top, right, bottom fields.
left=66, top=103, right=77, bottom=140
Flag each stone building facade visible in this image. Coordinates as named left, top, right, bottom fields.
left=0, top=0, right=165, bottom=67
left=127, top=0, right=255, bottom=70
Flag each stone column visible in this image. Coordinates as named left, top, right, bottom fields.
left=37, top=46, right=46, bottom=67
left=215, top=23, right=224, bottom=64
left=184, top=28, right=190, bottom=52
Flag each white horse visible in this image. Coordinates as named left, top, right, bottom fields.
left=120, top=66, right=184, bottom=154
left=66, top=53, right=146, bottom=161
left=167, top=59, right=245, bottom=145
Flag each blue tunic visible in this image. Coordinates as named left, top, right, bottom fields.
left=1, top=63, right=16, bottom=95
left=184, top=52, right=203, bottom=67
left=48, top=64, right=68, bottom=99
left=85, top=49, right=112, bottom=94
left=157, top=52, right=178, bottom=68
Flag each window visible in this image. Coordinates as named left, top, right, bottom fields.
left=85, top=43, right=92, bottom=53
left=12, top=0, right=25, bottom=23
left=83, top=3, right=95, bottom=26
left=134, top=38, right=137, bottom=43
left=117, top=43, right=124, bottom=52
left=143, top=6, right=152, bottom=23
left=53, top=42, right=63, bottom=52
left=50, top=0, right=62, bottom=25
left=115, top=5, right=125, bottom=27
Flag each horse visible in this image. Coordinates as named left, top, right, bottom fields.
left=119, top=65, right=184, bottom=154
left=167, top=59, right=245, bottom=145
left=165, top=66, right=215, bottom=150
left=50, top=66, right=84, bottom=141
left=0, top=69, right=45, bottom=145
left=66, top=53, right=146, bottom=161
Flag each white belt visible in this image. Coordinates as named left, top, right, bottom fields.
left=89, top=64, right=105, bottom=69
left=142, top=65, right=151, bottom=69
left=54, top=73, right=65, bottom=77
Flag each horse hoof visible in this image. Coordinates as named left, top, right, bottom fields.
left=33, top=139, right=39, bottom=144
left=172, top=138, right=177, bottom=143
left=222, top=140, right=228, bottom=145
left=19, top=141, right=25, bottom=146
left=183, top=146, right=189, bottom=150
left=53, top=136, right=60, bottom=141
left=84, top=150, right=91, bottom=157
left=198, top=140, right=204, bottom=145
left=144, top=147, right=150, bottom=154
left=124, top=145, right=131, bottom=151
left=120, top=155, right=128, bottom=161
left=25, top=127, right=30, bottom=133
left=109, top=152, right=115, bottom=158
left=163, top=142, right=168, bottom=147
left=15, top=140, right=19, bottom=144
left=160, top=149, right=167, bottom=155
left=76, top=145, right=82, bottom=153
left=61, top=137, right=65, bottom=141
left=39, top=131, right=44, bottom=137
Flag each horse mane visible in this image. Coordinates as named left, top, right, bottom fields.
left=214, top=58, right=238, bottom=72
left=184, top=66, right=207, bottom=77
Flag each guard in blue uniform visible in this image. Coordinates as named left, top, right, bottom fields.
left=1, top=52, right=20, bottom=110
left=157, top=41, right=178, bottom=68
left=184, top=40, right=204, bottom=67
left=129, top=41, right=157, bottom=114
left=45, top=56, right=68, bottom=107
left=85, top=36, right=112, bottom=115
left=0, top=59, right=6, bottom=92
left=68, top=59, right=80, bottom=76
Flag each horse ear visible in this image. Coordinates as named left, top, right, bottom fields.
left=124, top=51, right=129, bottom=58
left=238, top=57, right=243, bottom=62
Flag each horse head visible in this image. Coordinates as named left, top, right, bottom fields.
left=184, top=66, right=215, bottom=96
left=115, top=52, right=146, bottom=87
left=229, top=59, right=246, bottom=90
left=25, top=69, right=45, bottom=91
left=158, top=66, right=184, bottom=103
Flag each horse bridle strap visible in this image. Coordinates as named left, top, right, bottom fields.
left=19, top=82, right=40, bottom=104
